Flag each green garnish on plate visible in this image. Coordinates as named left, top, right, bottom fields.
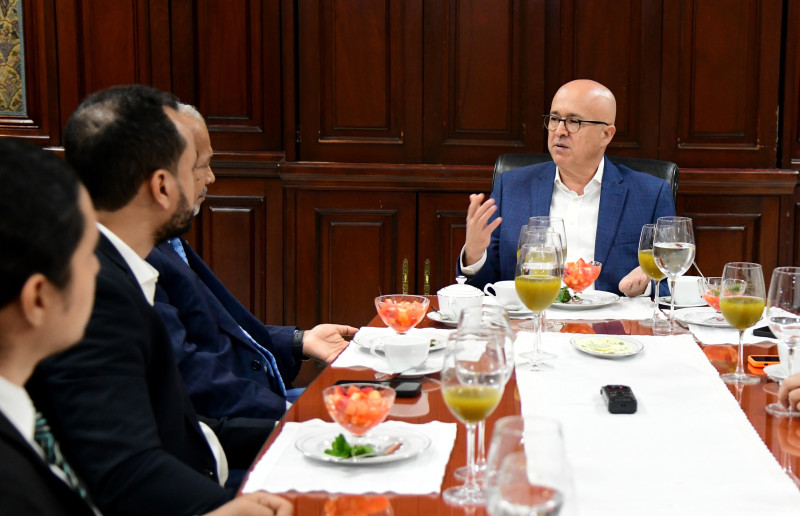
left=324, top=434, right=375, bottom=458
left=556, top=286, right=580, bottom=304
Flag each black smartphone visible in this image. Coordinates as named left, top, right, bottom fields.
left=752, top=325, right=776, bottom=339
left=334, top=379, right=422, bottom=398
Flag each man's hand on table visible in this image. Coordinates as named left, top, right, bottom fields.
left=303, top=324, right=359, bottom=363
left=619, top=266, right=649, bottom=297
left=206, top=493, right=293, bottom=516
left=463, top=193, right=502, bottom=267
left=778, top=373, right=800, bottom=412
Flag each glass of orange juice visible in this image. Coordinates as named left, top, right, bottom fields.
left=719, top=262, right=765, bottom=385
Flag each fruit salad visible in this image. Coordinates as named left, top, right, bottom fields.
left=323, top=384, right=395, bottom=436
left=563, top=258, right=602, bottom=293
left=374, top=295, right=429, bottom=334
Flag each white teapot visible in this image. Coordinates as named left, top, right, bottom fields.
left=436, top=276, right=484, bottom=321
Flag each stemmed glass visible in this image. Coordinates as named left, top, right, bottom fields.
left=653, top=216, right=696, bottom=333
left=719, top=262, right=765, bottom=385
left=453, top=306, right=515, bottom=482
left=374, top=294, right=429, bottom=334
left=638, top=224, right=667, bottom=327
left=528, top=217, right=567, bottom=264
left=441, top=330, right=507, bottom=506
left=765, top=267, right=800, bottom=416
left=515, top=229, right=564, bottom=369
left=486, top=416, right=572, bottom=516
left=697, top=277, right=726, bottom=324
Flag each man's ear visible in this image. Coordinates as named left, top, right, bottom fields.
left=601, top=124, right=616, bottom=146
left=18, top=274, right=48, bottom=328
left=147, top=169, right=173, bottom=210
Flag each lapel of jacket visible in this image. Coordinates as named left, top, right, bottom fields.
left=97, top=234, right=141, bottom=290
left=594, top=157, right=626, bottom=265
left=531, top=162, right=556, bottom=218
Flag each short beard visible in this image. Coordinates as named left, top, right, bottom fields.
left=153, top=189, right=193, bottom=243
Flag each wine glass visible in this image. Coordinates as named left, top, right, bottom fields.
left=765, top=267, right=800, bottom=416
left=515, top=229, right=564, bottom=369
left=528, top=216, right=567, bottom=264
left=486, top=417, right=572, bottom=516
left=719, top=262, right=765, bottom=385
left=697, top=276, right=726, bottom=324
left=453, top=307, right=515, bottom=482
left=638, top=224, right=667, bottom=327
left=374, top=294, right=429, bottom=334
left=441, top=330, right=507, bottom=506
left=322, top=383, right=396, bottom=442
left=653, top=216, right=696, bottom=333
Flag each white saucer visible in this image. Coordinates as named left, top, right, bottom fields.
left=426, top=312, right=458, bottom=327
left=764, top=364, right=788, bottom=382
left=658, top=296, right=707, bottom=309
left=353, top=329, right=447, bottom=352
left=296, top=428, right=431, bottom=465
left=507, top=307, right=534, bottom=319
left=552, top=291, right=620, bottom=310
left=674, top=307, right=730, bottom=328
left=570, top=335, right=644, bottom=359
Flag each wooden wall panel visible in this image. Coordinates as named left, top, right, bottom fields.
left=422, top=0, right=546, bottom=164
left=0, top=0, right=60, bottom=145
left=296, top=0, right=423, bottom=163
left=171, top=0, right=283, bottom=152
left=417, top=193, right=469, bottom=295
left=293, top=190, right=416, bottom=328
left=547, top=0, right=662, bottom=157
left=660, top=0, right=782, bottom=168
left=781, top=0, right=800, bottom=168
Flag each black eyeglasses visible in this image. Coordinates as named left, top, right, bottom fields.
left=542, top=115, right=610, bottom=134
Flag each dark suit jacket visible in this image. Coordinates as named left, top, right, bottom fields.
left=27, top=235, right=233, bottom=516
left=0, top=411, right=95, bottom=516
left=461, top=157, right=676, bottom=295
left=146, top=239, right=299, bottom=420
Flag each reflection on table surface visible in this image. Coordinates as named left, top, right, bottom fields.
left=243, top=300, right=799, bottom=514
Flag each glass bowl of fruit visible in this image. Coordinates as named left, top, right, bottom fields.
left=563, top=258, right=602, bottom=294
left=323, top=383, right=396, bottom=438
left=374, top=295, right=430, bottom=334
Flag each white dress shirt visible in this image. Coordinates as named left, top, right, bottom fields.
left=0, top=374, right=38, bottom=450
left=97, top=223, right=229, bottom=485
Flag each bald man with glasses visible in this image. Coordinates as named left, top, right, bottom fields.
left=459, top=79, right=676, bottom=297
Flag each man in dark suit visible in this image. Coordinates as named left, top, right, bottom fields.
left=26, top=86, right=290, bottom=516
left=0, top=138, right=292, bottom=516
left=146, top=105, right=357, bottom=421
left=459, top=79, right=675, bottom=296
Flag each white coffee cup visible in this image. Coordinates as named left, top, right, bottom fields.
left=484, top=280, right=523, bottom=310
left=672, top=276, right=704, bottom=306
left=372, top=334, right=430, bottom=373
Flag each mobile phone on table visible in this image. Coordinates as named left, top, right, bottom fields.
left=334, top=379, right=422, bottom=398
left=752, top=325, right=776, bottom=339
left=747, top=355, right=780, bottom=368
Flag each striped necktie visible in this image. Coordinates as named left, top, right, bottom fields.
left=167, top=238, right=287, bottom=397
left=34, top=412, right=103, bottom=516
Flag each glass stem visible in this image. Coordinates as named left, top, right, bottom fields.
left=652, top=279, right=661, bottom=322
left=532, top=312, right=542, bottom=355
left=668, top=277, right=677, bottom=329
left=464, top=422, right=478, bottom=492
left=735, top=330, right=746, bottom=376
left=476, top=420, right=486, bottom=468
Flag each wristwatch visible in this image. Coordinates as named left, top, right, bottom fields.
left=292, top=329, right=306, bottom=361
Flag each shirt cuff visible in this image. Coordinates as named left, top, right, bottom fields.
left=459, top=245, right=488, bottom=276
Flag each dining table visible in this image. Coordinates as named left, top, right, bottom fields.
left=242, top=296, right=800, bottom=515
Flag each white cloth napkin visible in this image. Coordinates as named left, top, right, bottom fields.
left=334, top=327, right=453, bottom=373
left=544, top=295, right=655, bottom=320
left=513, top=331, right=800, bottom=515
left=242, top=419, right=457, bottom=495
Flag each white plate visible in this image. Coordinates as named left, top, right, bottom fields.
left=570, top=335, right=644, bottom=359
left=657, top=296, right=707, bottom=309
left=296, top=427, right=431, bottom=465
left=354, top=329, right=447, bottom=352
left=764, top=364, right=788, bottom=382
left=507, top=307, right=534, bottom=319
left=552, top=291, right=620, bottom=310
left=395, top=357, right=445, bottom=378
left=426, top=312, right=458, bottom=327
left=674, top=307, right=730, bottom=328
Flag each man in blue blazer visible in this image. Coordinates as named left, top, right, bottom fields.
left=460, top=80, right=675, bottom=296
left=147, top=105, right=357, bottom=422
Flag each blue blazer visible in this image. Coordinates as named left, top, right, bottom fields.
left=146, top=239, right=300, bottom=421
left=461, top=157, right=676, bottom=295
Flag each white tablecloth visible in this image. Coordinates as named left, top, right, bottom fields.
left=513, top=331, right=800, bottom=515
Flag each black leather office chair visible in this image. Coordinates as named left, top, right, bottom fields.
left=492, top=153, right=680, bottom=201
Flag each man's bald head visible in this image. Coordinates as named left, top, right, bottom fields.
left=553, top=79, right=617, bottom=124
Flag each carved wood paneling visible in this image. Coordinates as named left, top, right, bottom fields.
left=422, top=0, right=546, bottom=164
left=547, top=0, right=663, bottom=158
left=293, top=190, right=416, bottom=328
left=417, top=193, right=470, bottom=294
left=171, top=0, right=283, bottom=152
left=296, top=0, right=423, bottom=163
left=781, top=0, right=800, bottom=168
left=660, top=0, right=782, bottom=168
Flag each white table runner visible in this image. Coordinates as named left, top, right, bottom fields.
left=514, top=331, right=800, bottom=515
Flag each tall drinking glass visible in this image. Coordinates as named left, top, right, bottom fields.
left=454, top=307, right=515, bottom=482
left=515, top=230, right=564, bottom=368
left=638, top=224, right=667, bottom=327
left=719, top=262, right=765, bottom=385
left=653, top=216, right=696, bottom=333
left=441, top=330, right=507, bottom=505
left=765, top=267, right=800, bottom=415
